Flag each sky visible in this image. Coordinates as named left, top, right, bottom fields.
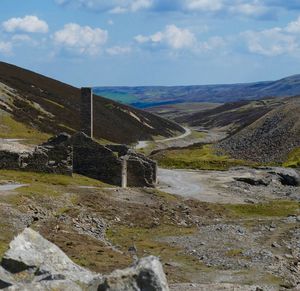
left=0, top=0, right=300, bottom=87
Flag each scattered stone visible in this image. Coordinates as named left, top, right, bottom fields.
left=234, top=177, right=270, bottom=186
left=271, top=242, right=280, bottom=248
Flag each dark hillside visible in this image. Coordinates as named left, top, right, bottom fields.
left=0, top=62, right=183, bottom=144
left=177, top=99, right=284, bottom=134
left=218, top=97, right=300, bottom=163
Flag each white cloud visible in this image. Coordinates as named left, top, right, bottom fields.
left=0, top=41, right=12, bottom=55
left=243, top=15, right=300, bottom=57
left=244, top=28, right=297, bottom=56
left=135, top=25, right=196, bottom=50
left=131, top=0, right=153, bottom=12
left=286, top=16, right=300, bottom=33
left=2, top=15, right=49, bottom=33
left=106, top=46, right=131, bottom=55
left=57, top=0, right=153, bottom=13
left=185, top=0, right=223, bottom=12
left=199, top=36, right=226, bottom=52
left=229, top=2, right=269, bottom=17
left=53, top=23, right=108, bottom=55
left=54, top=0, right=279, bottom=19
left=11, top=34, right=32, bottom=42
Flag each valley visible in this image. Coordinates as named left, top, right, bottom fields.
left=0, top=62, right=299, bottom=290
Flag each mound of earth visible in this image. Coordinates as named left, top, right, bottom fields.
left=218, top=96, right=300, bottom=163
left=0, top=62, right=183, bottom=144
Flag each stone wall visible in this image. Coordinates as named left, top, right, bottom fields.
left=0, top=151, right=20, bottom=170
left=0, top=132, right=158, bottom=187
left=0, top=138, right=72, bottom=175
left=70, top=132, right=122, bottom=186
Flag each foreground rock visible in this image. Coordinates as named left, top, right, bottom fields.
left=0, top=228, right=169, bottom=291
left=1, top=228, right=98, bottom=284
left=92, top=256, right=169, bottom=291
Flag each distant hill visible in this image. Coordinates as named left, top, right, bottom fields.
left=94, top=74, right=300, bottom=108
left=0, top=62, right=183, bottom=144
left=218, top=96, right=300, bottom=163
left=175, top=99, right=285, bottom=135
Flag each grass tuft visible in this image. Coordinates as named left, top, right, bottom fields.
left=153, top=144, right=258, bottom=171
left=283, top=147, right=300, bottom=168
left=226, top=200, right=300, bottom=218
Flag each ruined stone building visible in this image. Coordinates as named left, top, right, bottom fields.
left=0, top=88, right=158, bottom=187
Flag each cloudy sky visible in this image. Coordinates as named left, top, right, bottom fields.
left=1, top=0, right=300, bottom=86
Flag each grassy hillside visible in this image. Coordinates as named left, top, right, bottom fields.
left=0, top=62, right=184, bottom=144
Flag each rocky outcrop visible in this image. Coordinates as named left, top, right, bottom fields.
left=0, top=228, right=169, bottom=291
left=268, top=167, right=300, bottom=187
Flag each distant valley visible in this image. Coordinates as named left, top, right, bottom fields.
left=94, top=74, right=300, bottom=108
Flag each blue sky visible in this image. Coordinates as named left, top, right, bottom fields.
left=0, top=0, right=300, bottom=86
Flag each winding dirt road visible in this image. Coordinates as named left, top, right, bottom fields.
left=135, top=127, right=191, bottom=150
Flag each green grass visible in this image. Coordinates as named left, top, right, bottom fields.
left=0, top=170, right=109, bottom=187
left=283, top=147, right=300, bottom=168
left=107, top=224, right=208, bottom=282
left=154, top=144, right=258, bottom=171
left=0, top=170, right=111, bottom=206
left=226, top=200, right=300, bottom=218
left=0, top=113, right=50, bottom=143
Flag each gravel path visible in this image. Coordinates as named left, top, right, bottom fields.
left=157, top=168, right=246, bottom=204
left=135, top=127, right=191, bottom=149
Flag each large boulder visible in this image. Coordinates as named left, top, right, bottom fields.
left=0, top=228, right=170, bottom=291
left=1, top=228, right=99, bottom=284
left=91, top=256, right=169, bottom=291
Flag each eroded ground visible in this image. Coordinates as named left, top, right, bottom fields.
left=0, top=169, right=299, bottom=290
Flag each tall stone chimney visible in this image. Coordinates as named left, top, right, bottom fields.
left=80, top=87, right=93, bottom=139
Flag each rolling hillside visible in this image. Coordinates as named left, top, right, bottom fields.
left=0, top=62, right=183, bottom=144
left=218, top=96, right=300, bottom=163
left=175, top=99, right=285, bottom=134
left=94, top=74, right=300, bottom=108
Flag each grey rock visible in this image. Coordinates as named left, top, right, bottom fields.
left=0, top=266, right=15, bottom=289
left=91, top=256, right=169, bottom=291
left=5, top=280, right=82, bottom=291
left=1, top=228, right=99, bottom=284
left=268, top=167, right=300, bottom=187
left=234, top=177, right=270, bottom=186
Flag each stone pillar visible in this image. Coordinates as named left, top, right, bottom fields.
left=154, top=161, right=158, bottom=185
left=121, top=156, right=128, bottom=188
left=80, top=87, right=93, bottom=139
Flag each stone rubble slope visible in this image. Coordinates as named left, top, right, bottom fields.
left=0, top=228, right=169, bottom=291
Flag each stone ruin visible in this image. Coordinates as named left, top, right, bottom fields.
left=0, top=87, right=158, bottom=187
left=0, top=132, right=157, bottom=187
